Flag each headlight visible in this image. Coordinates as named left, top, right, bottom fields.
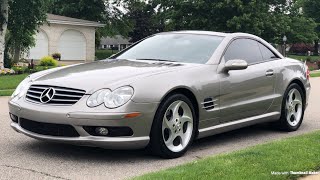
left=87, top=89, right=111, bottom=107
left=11, top=76, right=31, bottom=99
left=87, top=86, right=134, bottom=108
left=104, top=86, right=134, bottom=108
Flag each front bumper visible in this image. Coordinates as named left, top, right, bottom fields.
left=9, top=97, right=159, bottom=149
left=11, top=122, right=149, bottom=149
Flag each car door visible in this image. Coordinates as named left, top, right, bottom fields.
left=219, top=38, right=276, bottom=123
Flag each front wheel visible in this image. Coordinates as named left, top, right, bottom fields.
left=149, top=94, right=196, bottom=158
left=277, top=83, right=305, bottom=131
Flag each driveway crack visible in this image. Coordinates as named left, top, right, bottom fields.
left=1, top=165, right=70, bottom=180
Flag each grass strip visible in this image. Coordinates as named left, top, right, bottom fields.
left=0, top=74, right=29, bottom=90
left=310, top=72, right=320, bottom=78
left=135, top=131, right=320, bottom=180
left=0, top=89, right=14, bottom=96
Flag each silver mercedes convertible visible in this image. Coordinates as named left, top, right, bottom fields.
left=9, top=31, right=310, bottom=158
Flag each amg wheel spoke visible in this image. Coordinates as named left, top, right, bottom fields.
left=293, top=99, right=302, bottom=106
left=286, top=111, right=292, bottom=122
left=172, top=101, right=182, bottom=117
left=165, top=134, right=175, bottom=147
left=289, top=91, right=294, bottom=102
left=162, top=118, right=172, bottom=131
left=178, top=131, right=187, bottom=146
left=180, top=115, right=192, bottom=124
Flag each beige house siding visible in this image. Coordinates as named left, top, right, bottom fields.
left=39, top=23, right=96, bottom=62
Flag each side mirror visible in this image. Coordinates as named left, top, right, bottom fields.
left=223, top=59, right=248, bottom=71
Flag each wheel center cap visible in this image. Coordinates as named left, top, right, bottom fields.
left=174, top=119, right=181, bottom=133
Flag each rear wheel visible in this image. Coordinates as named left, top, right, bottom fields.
left=149, top=94, right=196, bottom=158
left=277, top=83, right=305, bottom=131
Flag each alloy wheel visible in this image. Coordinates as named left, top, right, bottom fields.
left=162, top=100, right=193, bottom=152
left=285, top=88, right=303, bottom=127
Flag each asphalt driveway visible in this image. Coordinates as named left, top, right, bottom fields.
left=0, top=78, right=319, bottom=180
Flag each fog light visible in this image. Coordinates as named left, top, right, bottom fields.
left=9, top=113, right=18, bottom=123
left=95, top=127, right=109, bottom=136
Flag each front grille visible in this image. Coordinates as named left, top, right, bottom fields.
left=20, top=118, right=80, bottom=137
left=26, top=85, right=86, bottom=105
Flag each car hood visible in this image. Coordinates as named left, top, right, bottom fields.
left=32, top=59, right=196, bottom=93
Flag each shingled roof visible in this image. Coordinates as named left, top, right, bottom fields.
left=100, top=35, right=131, bottom=45
left=47, top=13, right=104, bottom=27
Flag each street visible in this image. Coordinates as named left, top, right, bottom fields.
left=0, top=78, right=319, bottom=180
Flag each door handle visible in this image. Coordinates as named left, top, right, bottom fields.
left=266, top=70, right=274, bottom=77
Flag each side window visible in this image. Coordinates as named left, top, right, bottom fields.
left=258, top=42, right=278, bottom=60
left=224, top=39, right=263, bottom=64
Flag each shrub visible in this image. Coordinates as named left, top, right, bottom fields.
left=39, top=56, right=58, bottom=67
left=34, top=65, right=56, bottom=72
left=52, top=53, right=61, bottom=60
left=11, top=66, right=28, bottom=74
left=95, top=50, right=118, bottom=60
left=306, top=56, right=312, bottom=62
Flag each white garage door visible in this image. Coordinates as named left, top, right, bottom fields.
left=58, top=30, right=86, bottom=60
left=28, top=30, right=49, bottom=60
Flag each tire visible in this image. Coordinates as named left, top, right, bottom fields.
left=149, top=94, right=196, bottom=159
left=277, top=83, right=305, bottom=131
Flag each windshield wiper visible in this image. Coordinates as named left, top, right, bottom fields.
left=136, top=58, right=176, bottom=62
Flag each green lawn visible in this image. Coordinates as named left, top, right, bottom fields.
left=135, top=131, right=320, bottom=180
left=288, top=55, right=320, bottom=61
left=310, top=72, right=320, bottom=78
left=0, top=74, right=29, bottom=96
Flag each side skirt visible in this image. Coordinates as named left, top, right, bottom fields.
left=197, top=112, right=280, bottom=139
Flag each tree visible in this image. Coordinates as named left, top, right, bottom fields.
left=152, top=0, right=317, bottom=44
left=124, top=0, right=159, bottom=42
left=286, top=16, right=317, bottom=44
left=0, top=0, right=48, bottom=67
left=303, top=0, right=320, bottom=55
left=8, top=0, right=48, bottom=63
left=49, top=0, right=105, bottom=21
left=0, top=0, right=8, bottom=69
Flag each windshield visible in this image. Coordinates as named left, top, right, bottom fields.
left=115, top=33, right=224, bottom=64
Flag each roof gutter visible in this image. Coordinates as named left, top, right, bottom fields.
left=48, top=20, right=105, bottom=27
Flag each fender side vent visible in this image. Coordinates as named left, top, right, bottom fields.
left=202, top=97, right=217, bottom=110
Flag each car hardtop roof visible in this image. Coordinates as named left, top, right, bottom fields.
left=159, top=30, right=259, bottom=39
left=158, top=30, right=228, bottom=37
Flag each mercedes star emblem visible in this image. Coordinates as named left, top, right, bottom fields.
left=39, top=87, right=56, bottom=103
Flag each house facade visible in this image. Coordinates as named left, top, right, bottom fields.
left=100, top=35, right=131, bottom=51
left=26, top=14, right=104, bottom=63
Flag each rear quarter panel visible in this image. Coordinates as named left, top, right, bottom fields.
left=270, top=58, right=310, bottom=111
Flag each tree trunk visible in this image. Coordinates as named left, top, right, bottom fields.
left=314, top=40, right=319, bottom=56
left=13, top=44, right=20, bottom=63
left=0, top=0, right=9, bottom=69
